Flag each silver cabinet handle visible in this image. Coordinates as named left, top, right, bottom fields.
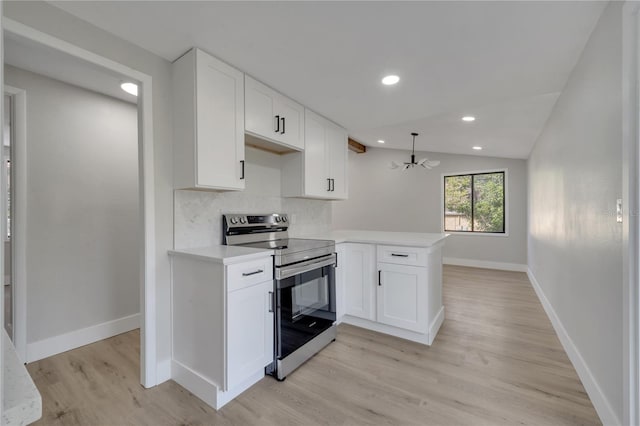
left=268, top=291, right=274, bottom=313
left=391, top=253, right=409, bottom=257
left=242, top=269, right=264, bottom=277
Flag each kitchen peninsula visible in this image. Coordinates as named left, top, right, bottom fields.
left=298, top=230, right=448, bottom=346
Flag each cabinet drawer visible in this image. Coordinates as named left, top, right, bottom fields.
left=377, top=245, right=428, bottom=267
left=227, top=258, right=273, bottom=292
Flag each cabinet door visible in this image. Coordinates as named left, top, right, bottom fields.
left=195, top=50, right=245, bottom=189
left=245, top=76, right=278, bottom=140
left=227, top=280, right=274, bottom=390
left=326, top=123, right=348, bottom=199
left=276, top=97, right=305, bottom=150
left=345, top=244, right=375, bottom=320
left=377, top=263, right=428, bottom=333
left=303, top=110, right=330, bottom=197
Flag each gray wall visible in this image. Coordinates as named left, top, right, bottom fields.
left=332, top=147, right=527, bottom=265
left=4, top=0, right=175, bottom=367
left=175, top=147, right=332, bottom=249
left=5, top=66, right=139, bottom=343
left=527, top=2, right=623, bottom=423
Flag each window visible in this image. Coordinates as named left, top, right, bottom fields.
left=443, top=171, right=505, bottom=234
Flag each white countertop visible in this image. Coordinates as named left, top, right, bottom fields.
left=294, top=230, right=449, bottom=247
left=3, top=332, right=41, bottom=426
left=169, top=245, right=273, bottom=265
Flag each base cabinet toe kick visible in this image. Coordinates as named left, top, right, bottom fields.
left=335, top=241, right=445, bottom=345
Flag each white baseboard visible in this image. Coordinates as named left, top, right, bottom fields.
left=342, top=315, right=431, bottom=345
left=171, top=359, right=264, bottom=410
left=526, top=268, right=620, bottom=426
left=172, top=360, right=219, bottom=408
left=428, top=306, right=445, bottom=345
left=443, top=257, right=528, bottom=272
left=27, top=313, right=140, bottom=363
left=157, top=358, right=172, bottom=385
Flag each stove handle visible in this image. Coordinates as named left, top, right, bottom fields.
left=276, top=254, right=336, bottom=281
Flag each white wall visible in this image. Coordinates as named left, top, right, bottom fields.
left=5, top=65, right=139, bottom=344
left=3, top=0, right=175, bottom=373
left=174, top=147, right=332, bottom=249
left=332, top=148, right=527, bottom=266
left=527, top=2, right=623, bottom=424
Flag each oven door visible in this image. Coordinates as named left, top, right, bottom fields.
left=275, top=255, right=336, bottom=360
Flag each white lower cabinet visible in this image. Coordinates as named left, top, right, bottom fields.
left=344, top=243, right=376, bottom=321
left=227, top=280, right=274, bottom=389
left=170, top=253, right=274, bottom=410
left=377, top=262, right=428, bottom=333
left=339, top=242, right=444, bottom=345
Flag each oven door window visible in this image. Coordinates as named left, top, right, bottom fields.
left=277, top=264, right=336, bottom=358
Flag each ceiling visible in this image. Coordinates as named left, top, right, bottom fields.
left=49, top=1, right=606, bottom=159
left=4, top=31, right=138, bottom=105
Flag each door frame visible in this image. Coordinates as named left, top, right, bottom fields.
left=623, top=2, right=640, bottom=425
left=4, top=85, right=26, bottom=362
left=2, top=18, right=158, bottom=387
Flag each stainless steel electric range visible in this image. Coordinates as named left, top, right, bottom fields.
left=223, top=213, right=337, bottom=380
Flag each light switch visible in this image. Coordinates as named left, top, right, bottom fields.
left=617, top=198, right=623, bottom=223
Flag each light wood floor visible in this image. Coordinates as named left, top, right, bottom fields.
left=27, top=266, right=601, bottom=425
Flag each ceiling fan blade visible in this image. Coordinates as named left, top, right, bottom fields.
left=390, top=161, right=400, bottom=169
left=421, top=163, right=432, bottom=169
left=427, top=160, right=441, bottom=167
left=403, top=164, right=411, bottom=170
left=418, top=158, right=428, bottom=165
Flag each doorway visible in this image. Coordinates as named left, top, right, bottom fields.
left=3, top=93, right=12, bottom=340
left=2, top=18, right=158, bottom=388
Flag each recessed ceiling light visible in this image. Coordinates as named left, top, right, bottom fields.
left=462, top=116, right=476, bottom=122
left=378, top=140, right=385, bottom=144
left=472, top=146, right=483, bottom=150
left=381, top=75, right=400, bottom=85
left=121, top=82, right=138, bottom=96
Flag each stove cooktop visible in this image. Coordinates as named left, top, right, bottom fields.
left=238, top=238, right=334, bottom=254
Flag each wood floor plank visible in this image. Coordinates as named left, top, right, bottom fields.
left=26, top=265, right=601, bottom=425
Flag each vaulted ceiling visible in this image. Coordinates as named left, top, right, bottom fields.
left=49, top=1, right=606, bottom=159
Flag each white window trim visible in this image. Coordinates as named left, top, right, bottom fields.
left=440, top=168, right=509, bottom=237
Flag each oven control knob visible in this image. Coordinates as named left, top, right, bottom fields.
left=275, top=216, right=281, bottom=223
left=239, top=217, right=247, bottom=224
left=230, top=217, right=238, bottom=225
left=282, top=216, right=288, bottom=223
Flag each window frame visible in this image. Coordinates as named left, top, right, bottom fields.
left=441, top=168, right=509, bottom=237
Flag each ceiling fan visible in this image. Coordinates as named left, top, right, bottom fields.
left=390, top=132, right=440, bottom=170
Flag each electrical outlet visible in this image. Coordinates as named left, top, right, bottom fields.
left=617, top=198, right=623, bottom=223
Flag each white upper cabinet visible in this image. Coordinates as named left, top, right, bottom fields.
left=303, top=110, right=330, bottom=197
left=281, top=109, right=348, bottom=200
left=245, top=75, right=304, bottom=151
left=326, top=120, right=348, bottom=199
left=173, top=48, right=245, bottom=191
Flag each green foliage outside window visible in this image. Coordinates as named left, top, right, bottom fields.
left=444, top=172, right=504, bottom=233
